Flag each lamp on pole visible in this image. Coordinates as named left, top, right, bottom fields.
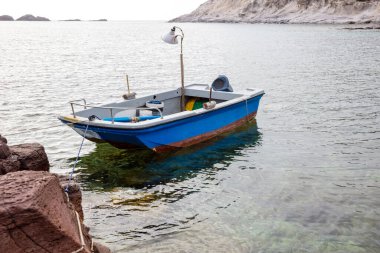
left=162, top=26, right=185, bottom=111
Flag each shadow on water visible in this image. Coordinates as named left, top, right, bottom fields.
left=77, top=120, right=262, bottom=191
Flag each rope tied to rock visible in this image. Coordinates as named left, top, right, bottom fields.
left=63, top=122, right=93, bottom=253
left=65, top=122, right=90, bottom=193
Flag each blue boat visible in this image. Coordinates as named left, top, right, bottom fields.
left=59, top=82, right=264, bottom=152
left=59, top=27, right=264, bottom=152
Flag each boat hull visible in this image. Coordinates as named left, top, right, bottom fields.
left=152, top=111, right=257, bottom=152
left=60, top=94, right=263, bottom=152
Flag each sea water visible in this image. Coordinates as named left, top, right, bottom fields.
left=0, top=21, right=379, bottom=252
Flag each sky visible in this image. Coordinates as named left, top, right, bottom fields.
left=1, top=0, right=206, bottom=20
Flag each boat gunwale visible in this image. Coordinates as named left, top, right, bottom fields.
left=59, top=89, right=264, bottom=130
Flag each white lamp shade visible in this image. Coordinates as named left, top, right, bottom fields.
left=162, top=30, right=178, bottom=44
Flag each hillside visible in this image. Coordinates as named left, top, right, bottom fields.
left=171, top=0, right=380, bottom=24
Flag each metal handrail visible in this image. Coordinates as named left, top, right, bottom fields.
left=69, top=101, right=163, bottom=123
left=69, top=99, right=87, bottom=117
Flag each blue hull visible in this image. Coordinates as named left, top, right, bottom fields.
left=61, top=94, right=263, bottom=152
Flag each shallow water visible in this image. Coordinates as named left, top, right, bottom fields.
left=0, top=21, right=379, bottom=252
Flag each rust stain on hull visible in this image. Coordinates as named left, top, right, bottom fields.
left=153, top=112, right=257, bottom=153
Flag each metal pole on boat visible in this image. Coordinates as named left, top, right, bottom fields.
left=179, top=35, right=185, bottom=112
left=162, top=26, right=185, bottom=111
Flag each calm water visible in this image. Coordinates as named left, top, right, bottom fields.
left=1, top=21, right=379, bottom=252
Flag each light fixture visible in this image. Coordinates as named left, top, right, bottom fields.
left=162, top=27, right=178, bottom=44
left=162, top=26, right=185, bottom=111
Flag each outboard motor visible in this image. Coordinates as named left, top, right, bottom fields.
left=211, top=75, right=233, bottom=92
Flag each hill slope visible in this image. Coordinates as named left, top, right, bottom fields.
left=171, top=0, right=380, bottom=24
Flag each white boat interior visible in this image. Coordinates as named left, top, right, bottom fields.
left=63, top=84, right=264, bottom=129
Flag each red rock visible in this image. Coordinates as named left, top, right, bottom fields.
left=0, top=142, right=10, bottom=159
left=0, top=134, right=7, bottom=144
left=62, top=182, right=84, bottom=221
left=93, top=242, right=112, bottom=253
left=0, top=171, right=92, bottom=253
left=0, top=155, right=20, bottom=175
left=58, top=175, right=84, bottom=220
left=10, top=143, right=49, bottom=171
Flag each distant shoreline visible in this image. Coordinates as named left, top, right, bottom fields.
left=170, top=0, right=380, bottom=25
left=0, top=14, right=107, bottom=22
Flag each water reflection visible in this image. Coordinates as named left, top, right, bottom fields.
left=77, top=121, right=262, bottom=191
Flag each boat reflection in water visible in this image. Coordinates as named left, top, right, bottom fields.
left=77, top=120, right=262, bottom=191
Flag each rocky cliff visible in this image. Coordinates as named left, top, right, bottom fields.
left=171, top=0, right=380, bottom=24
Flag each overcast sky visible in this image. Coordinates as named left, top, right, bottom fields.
left=2, top=0, right=206, bottom=20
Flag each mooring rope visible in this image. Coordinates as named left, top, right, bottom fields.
left=65, top=122, right=89, bottom=193
left=5, top=118, right=92, bottom=252
left=71, top=211, right=86, bottom=253
left=62, top=121, right=93, bottom=253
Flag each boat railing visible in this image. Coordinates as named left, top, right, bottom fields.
left=69, top=101, right=163, bottom=124
left=69, top=99, right=87, bottom=112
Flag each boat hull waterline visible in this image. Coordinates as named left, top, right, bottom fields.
left=59, top=93, right=263, bottom=152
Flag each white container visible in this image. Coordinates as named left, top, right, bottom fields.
left=146, top=100, right=164, bottom=116
left=146, top=100, right=164, bottom=109
left=203, top=101, right=216, bottom=110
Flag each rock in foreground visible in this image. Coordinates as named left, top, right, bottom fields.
left=11, top=143, right=50, bottom=172
left=0, top=134, right=7, bottom=143
left=0, top=15, right=14, bottom=21
left=0, top=142, right=10, bottom=159
left=171, top=0, right=380, bottom=24
left=0, top=171, right=111, bottom=253
left=60, top=178, right=84, bottom=221
left=0, top=142, right=49, bottom=175
left=16, top=14, right=50, bottom=21
left=0, top=171, right=92, bottom=253
left=0, top=135, right=110, bottom=252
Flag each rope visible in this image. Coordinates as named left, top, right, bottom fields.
left=6, top=118, right=92, bottom=252
left=62, top=121, right=93, bottom=253
left=71, top=211, right=86, bottom=253
left=65, top=123, right=90, bottom=193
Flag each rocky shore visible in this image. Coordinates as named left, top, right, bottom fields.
left=0, top=15, right=14, bottom=21
left=0, top=14, right=50, bottom=21
left=0, top=134, right=111, bottom=253
left=0, top=15, right=107, bottom=22
left=17, top=14, right=50, bottom=21
left=171, top=0, right=380, bottom=24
